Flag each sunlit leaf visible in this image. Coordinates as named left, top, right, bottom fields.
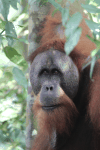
left=85, top=19, right=100, bottom=31
left=10, top=0, right=19, bottom=10
left=81, top=4, right=100, bottom=13
left=3, top=46, right=22, bottom=64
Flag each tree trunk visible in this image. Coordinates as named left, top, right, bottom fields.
left=26, top=1, right=51, bottom=150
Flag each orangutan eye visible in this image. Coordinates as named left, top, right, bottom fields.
left=40, top=69, right=49, bottom=75
left=52, top=69, right=59, bottom=75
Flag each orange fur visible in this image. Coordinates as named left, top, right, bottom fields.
left=32, top=88, right=78, bottom=150
left=30, top=9, right=100, bottom=150
left=29, top=12, right=96, bottom=71
left=88, top=63, right=100, bottom=130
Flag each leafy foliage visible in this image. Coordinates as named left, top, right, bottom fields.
left=0, top=0, right=28, bottom=149
left=81, top=2, right=100, bottom=77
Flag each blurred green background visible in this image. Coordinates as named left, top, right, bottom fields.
left=0, top=0, right=28, bottom=149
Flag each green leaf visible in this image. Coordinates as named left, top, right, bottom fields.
left=95, top=0, right=100, bottom=5
left=12, top=67, right=27, bottom=89
left=62, top=8, right=69, bottom=26
left=3, top=46, right=22, bottom=64
left=10, top=0, right=19, bottom=10
left=81, top=4, right=100, bottom=13
left=0, top=0, right=10, bottom=20
left=90, top=56, right=97, bottom=78
left=5, top=21, right=17, bottom=46
left=85, top=19, right=100, bottom=32
left=87, top=35, right=100, bottom=47
left=82, top=60, right=91, bottom=70
left=65, top=28, right=82, bottom=55
left=96, top=49, right=100, bottom=59
left=18, top=60, right=28, bottom=70
left=0, top=0, right=20, bottom=20
left=65, top=12, right=82, bottom=37
left=0, top=19, right=6, bottom=30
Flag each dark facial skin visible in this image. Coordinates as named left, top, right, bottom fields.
left=30, top=49, right=79, bottom=110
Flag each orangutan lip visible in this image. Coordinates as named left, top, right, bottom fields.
left=42, top=105, right=59, bottom=110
